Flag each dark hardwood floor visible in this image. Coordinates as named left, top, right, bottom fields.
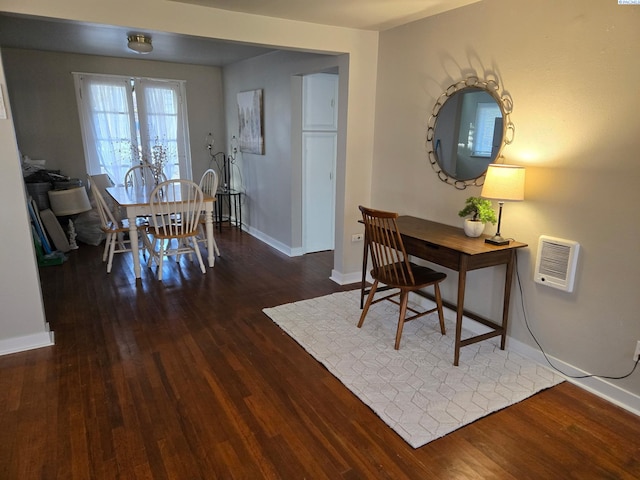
left=1, top=226, right=639, bottom=479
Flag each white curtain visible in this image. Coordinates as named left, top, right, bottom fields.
left=135, top=79, right=182, bottom=180
left=74, top=74, right=137, bottom=183
left=74, top=73, right=192, bottom=184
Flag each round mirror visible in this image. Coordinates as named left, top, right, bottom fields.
left=426, top=77, right=514, bottom=189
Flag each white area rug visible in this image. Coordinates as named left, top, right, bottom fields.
left=263, top=290, right=564, bottom=448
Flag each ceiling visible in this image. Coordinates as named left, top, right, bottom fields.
left=0, top=1, right=480, bottom=67
left=170, top=0, right=481, bottom=31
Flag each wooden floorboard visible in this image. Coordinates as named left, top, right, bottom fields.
left=1, top=226, right=639, bottom=479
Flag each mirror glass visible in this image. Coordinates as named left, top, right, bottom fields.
left=426, top=78, right=513, bottom=189
left=434, top=87, right=502, bottom=180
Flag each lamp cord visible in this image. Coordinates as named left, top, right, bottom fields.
left=515, top=252, right=639, bottom=380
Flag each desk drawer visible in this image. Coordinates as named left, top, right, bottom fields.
left=403, top=236, right=460, bottom=270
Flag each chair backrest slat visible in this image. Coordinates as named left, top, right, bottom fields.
left=149, top=179, right=204, bottom=237
left=360, top=205, right=414, bottom=286
left=124, top=163, right=167, bottom=189
left=199, top=169, right=219, bottom=197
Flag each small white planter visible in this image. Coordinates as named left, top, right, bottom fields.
left=463, top=219, right=485, bottom=237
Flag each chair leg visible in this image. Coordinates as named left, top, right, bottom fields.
left=147, top=238, right=158, bottom=268
left=212, top=236, right=220, bottom=257
left=157, top=242, right=165, bottom=281
left=106, top=236, right=116, bottom=274
left=102, top=233, right=112, bottom=261
left=357, top=280, right=379, bottom=328
left=198, top=224, right=221, bottom=257
left=190, top=237, right=207, bottom=274
left=116, top=232, right=126, bottom=251
left=394, top=290, right=409, bottom=350
left=434, top=282, right=446, bottom=335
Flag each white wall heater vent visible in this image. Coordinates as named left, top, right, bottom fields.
left=534, top=235, right=580, bottom=293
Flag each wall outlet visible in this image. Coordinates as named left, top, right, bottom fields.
left=634, top=341, right=640, bottom=362
left=351, top=233, right=364, bottom=242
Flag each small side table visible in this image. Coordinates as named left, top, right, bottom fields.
left=215, top=188, right=243, bottom=231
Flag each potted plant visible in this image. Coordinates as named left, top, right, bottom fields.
left=458, top=196, right=497, bottom=237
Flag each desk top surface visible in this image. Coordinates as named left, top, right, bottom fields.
left=397, top=216, right=527, bottom=256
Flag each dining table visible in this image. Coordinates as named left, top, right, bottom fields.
left=106, top=184, right=216, bottom=279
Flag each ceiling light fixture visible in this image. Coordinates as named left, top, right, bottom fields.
left=127, top=34, right=153, bottom=54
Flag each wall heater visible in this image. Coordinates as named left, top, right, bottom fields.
left=534, top=235, right=580, bottom=293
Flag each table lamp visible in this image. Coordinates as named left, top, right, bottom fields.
left=480, top=164, right=525, bottom=246
left=48, top=186, right=92, bottom=249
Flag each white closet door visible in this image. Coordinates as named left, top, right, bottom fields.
left=303, top=73, right=338, bottom=131
left=303, top=132, right=336, bottom=252
left=302, top=73, right=338, bottom=253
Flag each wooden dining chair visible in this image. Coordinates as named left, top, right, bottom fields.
left=146, top=179, right=206, bottom=280
left=358, top=205, right=447, bottom=349
left=123, top=163, right=166, bottom=189
left=87, top=175, right=148, bottom=273
left=196, top=168, right=221, bottom=258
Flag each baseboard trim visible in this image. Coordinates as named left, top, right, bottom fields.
left=507, top=336, right=640, bottom=417
left=407, top=292, right=640, bottom=417
left=330, top=269, right=362, bottom=286
left=0, top=324, right=55, bottom=356
left=245, top=226, right=302, bottom=257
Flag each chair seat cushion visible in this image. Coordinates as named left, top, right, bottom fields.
left=372, top=262, right=446, bottom=288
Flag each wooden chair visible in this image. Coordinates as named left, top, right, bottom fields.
left=123, top=163, right=166, bottom=189
left=358, top=205, right=447, bottom=349
left=87, top=175, right=148, bottom=273
left=196, top=168, right=221, bottom=258
left=146, top=179, right=206, bottom=280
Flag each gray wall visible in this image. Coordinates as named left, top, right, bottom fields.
left=2, top=48, right=226, bottom=182
left=222, top=50, right=348, bottom=254
left=373, top=0, right=640, bottom=401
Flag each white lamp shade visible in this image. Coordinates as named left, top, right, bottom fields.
left=481, top=164, right=525, bottom=201
left=48, top=187, right=92, bottom=216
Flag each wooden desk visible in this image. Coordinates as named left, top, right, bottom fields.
left=360, top=216, right=527, bottom=365
left=106, top=185, right=216, bottom=279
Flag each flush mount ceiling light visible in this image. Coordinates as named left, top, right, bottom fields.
left=127, top=34, right=153, bottom=54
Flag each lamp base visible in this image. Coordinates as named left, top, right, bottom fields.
left=485, top=235, right=510, bottom=246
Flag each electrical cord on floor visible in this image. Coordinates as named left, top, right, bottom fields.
left=515, top=253, right=640, bottom=380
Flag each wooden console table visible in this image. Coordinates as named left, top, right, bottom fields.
left=360, top=216, right=527, bottom=365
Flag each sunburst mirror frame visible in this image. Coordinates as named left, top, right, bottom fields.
left=426, top=76, right=515, bottom=190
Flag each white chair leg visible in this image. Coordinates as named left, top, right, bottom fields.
left=102, top=233, right=112, bottom=261
left=191, top=237, right=206, bottom=274
left=198, top=224, right=220, bottom=257
left=147, top=238, right=158, bottom=268
left=106, top=237, right=116, bottom=273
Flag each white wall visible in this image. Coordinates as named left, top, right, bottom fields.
left=0, top=48, right=53, bottom=354
left=2, top=49, right=225, bottom=182
left=373, top=0, right=640, bottom=401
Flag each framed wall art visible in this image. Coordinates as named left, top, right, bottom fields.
left=237, top=89, right=264, bottom=154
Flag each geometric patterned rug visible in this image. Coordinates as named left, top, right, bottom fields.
left=263, top=290, right=564, bottom=448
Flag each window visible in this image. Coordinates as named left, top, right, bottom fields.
left=472, top=102, right=502, bottom=158
left=73, top=73, right=192, bottom=184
